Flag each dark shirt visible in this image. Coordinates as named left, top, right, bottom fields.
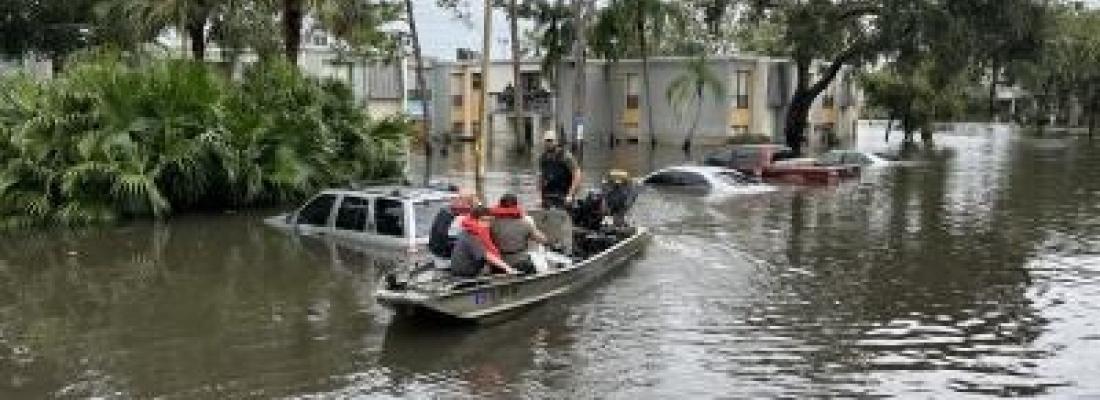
left=539, top=148, right=578, bottom=195
left=428, top=208, right=457, bottom=258
left=450, top=231, right=487, bottom=278
left=491, top=217, right=533, bottom=262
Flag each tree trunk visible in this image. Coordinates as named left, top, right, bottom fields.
left=885, top=113, right=895, bottom=142
left=405, top=0, right=432, bottom=186
left=508, top=0, right=526, bottom=152
left=1088, top=88, right=1097, bottom=139
left=988, top=62, right=998, bottom=121
left=283, top=0, right=303, bottom=65
left=683, top=92, right=703, bottom=153
left=605, top=62, right=617, bottom=147
left=637, top=5, right=656, bottom=147
left=782, top=55, right=848, bottom=156
left=187, top=19, right=206, bottom=61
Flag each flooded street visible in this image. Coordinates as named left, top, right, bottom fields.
left=3, top=123, right=1100, bottom=398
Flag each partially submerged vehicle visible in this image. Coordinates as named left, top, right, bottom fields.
left=815, top=149, right=891, bottom=168
left=703, top=144, right=854, bottom=184
left=264, top=186, right=459, bottom=251
left=642, top=165, right=774, bottom=196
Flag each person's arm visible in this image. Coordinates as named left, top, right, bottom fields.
left=566, top=153, right=582, bottom=200
left=485, top=252, right=518, bottom=275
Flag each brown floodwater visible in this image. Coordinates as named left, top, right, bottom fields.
left=2, top=123, right=1100, bottom=398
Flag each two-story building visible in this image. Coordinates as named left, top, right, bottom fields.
left=416, top=53, right=554, bottom=148
left=554, top=55, right=862, bottom=152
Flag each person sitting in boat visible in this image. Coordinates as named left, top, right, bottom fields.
left=451, top=206, right=519, bottom=278
left=601, top=169, right=638, bottom=227
left=490, top=193, right=550, bottom=274
left=428, top=190, right=477, bottom=258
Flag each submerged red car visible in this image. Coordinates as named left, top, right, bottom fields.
left=703, top=144, right=855, bottom=185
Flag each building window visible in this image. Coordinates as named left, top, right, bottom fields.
left=730, top=125, right=749, bottom=136
left=472, top=73, right=483, bottom=90
left=471, top=121, right=481, bottom=135
left=625, top=73, right=640, bottom=110
left=733, top=70, right=751, bottom=109
left=521, top=72, right=541, bottom=92
left=453, top=121, right=465, bottom=133
left=452, top=95, right=464, bottom=107
left=822, top=88, right=835, bottom=108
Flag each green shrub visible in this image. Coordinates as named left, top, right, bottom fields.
left=0, top=54, right=407, bottom=228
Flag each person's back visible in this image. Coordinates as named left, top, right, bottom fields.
left=449, top=230, right=486, bottom=278
left=449, top=205, right=519, bottom=278
left=491, top=217, right=533, bottom=264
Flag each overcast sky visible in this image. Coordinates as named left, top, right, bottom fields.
left=412, top=0, right=519, bottom=60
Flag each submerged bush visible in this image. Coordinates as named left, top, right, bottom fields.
left=0, top=55, right=408, bottom=228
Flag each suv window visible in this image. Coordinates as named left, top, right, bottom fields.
left=298, top=194, right=336, bottom=226
left=335, top=196, right=370, bottom=231
left=375, top=198, right=405, bottom=237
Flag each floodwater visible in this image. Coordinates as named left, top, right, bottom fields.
left=3, top=122, right=1100, bottom=398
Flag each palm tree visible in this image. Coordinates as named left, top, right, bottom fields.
left=631, top=0, right=683, bottom=147
left=590, top=0, right=629, bottom=146
left=281, top=0, right=401, bottom=65
left=97, top=0, right=216, bottom=60
left=666, top=56, right=725, bottom=152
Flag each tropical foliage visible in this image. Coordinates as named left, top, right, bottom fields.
left=0, top=54, right=407, bottom=228
left=666, top=56, right=726, bottom=151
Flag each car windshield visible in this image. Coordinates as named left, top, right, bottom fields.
left=413, top=199, right=450, bottom=239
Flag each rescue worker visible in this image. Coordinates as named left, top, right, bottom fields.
left=538, top=129, right=582, bottom=208
left=490, top=194, right=550, bottom=274
left=450, top=206, right=519, bottom=278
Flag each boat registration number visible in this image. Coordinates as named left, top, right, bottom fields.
left=473, top=286, right=520, bottom=305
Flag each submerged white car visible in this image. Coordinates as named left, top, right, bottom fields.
left=265, top=186, right=458, bottom=250
left=642, top=166, right=775, bottom=195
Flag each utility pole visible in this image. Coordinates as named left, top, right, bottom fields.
left=405, top=0, right=432, bottom=186
left=570, top=0, right=589, bottom=155
left=476, top=0, right=493, bottom=200
left=509, top=0, right=527, bottom=152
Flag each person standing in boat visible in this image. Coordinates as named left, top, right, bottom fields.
left=451, top=206, right=519, bottom=278
left=490, top=194, right=549, bottom=274
left=538, top=130, right=582, bottom=209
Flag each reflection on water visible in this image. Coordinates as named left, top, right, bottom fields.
left=2, top=122, right=1100, bottom=398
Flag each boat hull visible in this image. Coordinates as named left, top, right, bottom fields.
left=376, top=227, right=651, bottom=322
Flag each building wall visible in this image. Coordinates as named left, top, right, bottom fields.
left=429, top=59, right=552, bottom=145
left=555, top=56, right=863, bottom=152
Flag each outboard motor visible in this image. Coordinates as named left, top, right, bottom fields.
left=568, top=190, right=607, bottom=232
left=602, top=175, right=638, bottom=227
left=567, top=171, right=640, bottom=257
